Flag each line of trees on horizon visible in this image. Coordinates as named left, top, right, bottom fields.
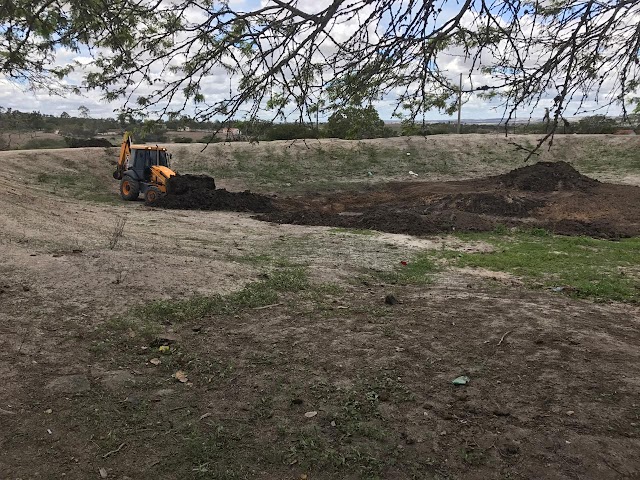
left=1, top=105, right=638, bottom=151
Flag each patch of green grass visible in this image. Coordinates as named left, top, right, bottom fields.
left=287, top=429, right=388, bottom=477
left=375, top=255, right=439, bottom=286
left=19, top=138, right=67, bottom=149
left=571, top=143, right=640, bottom=174
left=284, top=374, right=416, bottom=476
left=178, top=425, right=255, bottom=479
left=35, top=171, right=116, bottom=203
left=37, top=172, right=77, bottom=185
left=443, top=232, right=640, bottom=302
left=110, top=266, right=309, bottom=334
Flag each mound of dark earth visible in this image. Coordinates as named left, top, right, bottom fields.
left=150, top=162, right=640, bottom=238
left=424, top=193, right=544, bottom=217
left=166, top=174, right=216, bottom=195
left=152, top=174, right=274, bottom=212
left=496, top=161, right=600, bottom=192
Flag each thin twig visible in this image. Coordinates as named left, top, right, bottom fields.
left=252, top=303, right=283, bottom=310
left=102, top=442, right=126, bottom=458
left=497, top=330, right=513, bottom=346
left=0, top=407, right=17, bottom=415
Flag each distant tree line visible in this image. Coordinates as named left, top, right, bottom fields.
left=1, top=106, right=637, bottom=151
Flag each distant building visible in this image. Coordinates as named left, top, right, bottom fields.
left=216, top=127, right=242, bottom=140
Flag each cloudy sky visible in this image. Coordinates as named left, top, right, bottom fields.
left=0, top=0, right=628, bottom=122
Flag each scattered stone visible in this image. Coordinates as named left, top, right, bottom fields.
left=149, top=358, right=161, bottom=366
left=498, top=438, right=521, bottom=455
left=385, top=294, right=399, bottom=305
left=123, top=396, right=141, bottom=407
left=151, top=333, right=179, bottom=347
left=45, top=375, right=91, bottom=394
left=99, top=467, right=108, bottom=478
left=304, top=411, right=318, bottom=418
left=492, top=408, right=511, bottom=417
left=401, top=432, right=416, bottom=445
left=452, top=375, right=470, bottom=386
left=566, top=410, right=575, bottom=416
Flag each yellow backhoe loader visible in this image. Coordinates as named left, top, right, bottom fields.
left=112, top=132, right=176, bottom=203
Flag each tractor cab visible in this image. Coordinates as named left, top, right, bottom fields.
left=128, top=145, right=171, bottom=182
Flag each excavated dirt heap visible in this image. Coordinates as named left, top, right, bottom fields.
left=424, top=192, right=545, bottom=217
left=166, top=174, right=216, bottom=195
left=151, top=162, right=639, bottom=238
left=496, top=161, right=600, bottom=192
left=152, top=174, right=274, bottom=212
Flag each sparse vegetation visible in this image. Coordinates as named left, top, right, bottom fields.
left=115, top=266, right=309, bottom=335
left=107, top=216, right=127, bottom=250
left=20, top=137, right=68, bottom=149
left=414, top=231, right=640, bottom=302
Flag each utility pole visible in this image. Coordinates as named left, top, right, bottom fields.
left=456, top=73, right=462, bottom=134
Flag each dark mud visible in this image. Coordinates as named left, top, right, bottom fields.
left=153, top=174, right=273, bottom=212
left=166, top=174, right=216, bottom=195
left=496, top=161, right=600, bottom=192
left=152, top=162, right=640, bottom=238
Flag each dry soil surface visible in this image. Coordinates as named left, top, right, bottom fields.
left=1, top=137, right=639, bottom=479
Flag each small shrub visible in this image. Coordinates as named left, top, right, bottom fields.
left=264, top=123, right=319, bottom=141
left=493, top=224, right=509, bottom=235
left=172, top=136, right=193, bottom=143
left=108, top=216, right=127, bottom=250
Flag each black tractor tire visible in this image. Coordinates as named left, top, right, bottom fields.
left=144, top=186, right=163, bottom=205
left=120, top=176, right=140, bottom=200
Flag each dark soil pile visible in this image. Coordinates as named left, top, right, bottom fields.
left=166, top=174, right=216, bottom=195
left=65, top=137, right=114, bottom=148
left=496, top=161, right=600, bottom=192
left=424, top=193, right=544, bottom=217
left=152, top=174, right=274, bottom=212
left=150, top=162, right=640, bottom=238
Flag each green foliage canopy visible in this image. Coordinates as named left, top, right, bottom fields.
left=326, top=106, right=390, bottom=140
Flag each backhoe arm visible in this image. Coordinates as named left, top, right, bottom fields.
left=113, top=132, right=132, bottom=180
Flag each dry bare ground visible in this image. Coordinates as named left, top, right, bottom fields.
left=1, top=135, right=639, bottom=479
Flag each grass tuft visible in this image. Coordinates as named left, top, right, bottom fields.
left=446, top=232, right=640, bottom=302
left=111, top=266, right=309, bottom=334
